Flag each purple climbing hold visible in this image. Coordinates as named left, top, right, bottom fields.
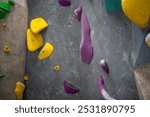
left=64, top=81, right=80, bottom=94
left=58, top=0, right=71, bottom=7
left=80, top=13, right=93, bottom=64
left=74, top=6, right=82, bottom=21
left=99, top=59, right=109, bottom=74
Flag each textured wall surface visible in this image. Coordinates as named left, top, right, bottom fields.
left=25, top=0, right=138, bottom=100
left=0, top=0, right=28, bottom=99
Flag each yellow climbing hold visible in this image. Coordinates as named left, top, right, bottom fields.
left=145, top=33, right=150, bottom=47
left=27, top=29, right=43, bottom=52
left=122, top=0, right=150, bottom=28
left=24, top=75, right=29, bottom=81
left=2, top=22, right=7, bottom=28
left=30, top=17, right=48, bottom=34
left=38, top=42, right=54, bottom=60
left=54, top=65, right=61, bottom=71
left=15, top=82, right=25, bottom=100
left=3, top=45, right=10, bottom=53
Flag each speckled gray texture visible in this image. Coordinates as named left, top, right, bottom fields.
left=25, top=0, right=138, bottom=100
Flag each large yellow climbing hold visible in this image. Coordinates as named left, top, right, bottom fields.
left=27, top=29, right=43, bottom=52
left=15, top=82, right=25, bottom=100
left=122, top=0, right=150, bottom=28
left=38, top=42, right=54, bottom=60
left=30, top=17, right=48, bottom=34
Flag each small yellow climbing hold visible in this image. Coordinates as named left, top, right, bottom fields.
left=27, top=29, right=43, bottom=52
left=145, top=33, right=150, bottom=47
left=54, top=65, right=61, bottom=71
left=38, top=42, right=54, bottom=60
left=2, top=22, right=7, bottom=28
left=15, top=82, right=25, bottom=100
left=24, top=75, right=29, bottom=81
left=3, top=45, right=10, bottom=53
left=30, top=17, right=48, bottom=34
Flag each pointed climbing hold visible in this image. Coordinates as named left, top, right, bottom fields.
left=54, top=65, right=61, bottom=71
left=58, top=0, right=71, bottom=7
left=98, top=75, right=115, bottom=100
left=24, top=75, right=29, bottom=81
left=8, top=0, right=15, bottom=6
left=64, top=81, right=80, bottom=94
left=0, top=9, right=6, bottom=19
left=80, top=13, right=93, bottom=64
left=3, top=45, right=10, bottom=54
left=15, top=82, right=25, bottom=100
left=38, top=42, right=54, bottom=60
left=0, top=72, right=6, bottom=78
left=99, top=59, right=109, bottom=74
left=145, top=33, right=150, bottom=47
left=27, top=29, right=43, bottom=52
left=122, top=0, right=150, bottom=28
left=74, top=6, right=82, bottom=21
left=30, top=17, right=48, bottom=34
left=0, top=2, right=10, bottom=12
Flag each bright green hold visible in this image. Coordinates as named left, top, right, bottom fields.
left=0, top=2, right=10, bottom=12
left=0, top=9, right=6, bottom=19
left=0, top=72, right=6, bottom=78
left=8, top=0, right=15, bottom=6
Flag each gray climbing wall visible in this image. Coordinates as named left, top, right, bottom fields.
left=25, top=0, right=138, bottom=100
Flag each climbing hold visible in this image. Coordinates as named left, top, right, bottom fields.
left=122, top=0, right=150, bottom=28
left=38, top=42, right=54, bottom=60
left=24, top=75, right=29, bottom=81
left=0, top=2, right=10, bottom=12
left=2, top=22, right=7, bottom=28
left=0, top=9, right=6, bottom=19
left=145, top=33, right=150, bottom=47
left=54, top=65, right=61, bottom=71
left=58, top=0, right=71, bottom=7
left=15, top=82, right=25, bottom=100
left=74, top=6, right=82, bottom=21
left=0, top=72, right=6, bottom=78
left=98, top=75, right=115, bottom=100
left=80, top=12, right=93, bottom=64
left=64, top=81, right=80, bottom=94
left=3, top=45, right=10, bottom=53
left=104, top=0, right=122, bottom=13
left=30, top=17, right=48, bottom=34
left=99, top=59, right=109, bottom=74
left=8, top=0, right=15, bottom=6
left=27, top=29, right=43, bottom=52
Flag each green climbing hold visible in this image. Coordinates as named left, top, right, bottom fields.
left=104, top=0, right=122, bottom=13
left=0, top=72, right=6, bottom=78
left=0, top=9, right=6, bottom=19
left=0, top=2, right=10, bottom=12
left=8, top=0, right=15, bottom=6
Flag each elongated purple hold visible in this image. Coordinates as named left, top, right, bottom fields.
left=74, top=6, right=82, bottom=21
left=98, top=75, right=115, bottom=100
left=80, top=13, right=93, bottom=64
left=99, top=59, right=109, bottom=74
left=64, top=81, right=80, bottom=94
left=58, top=0, right=71, bottom=7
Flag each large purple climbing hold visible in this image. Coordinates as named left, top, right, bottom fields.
left=58, top=0, right=71, bottom=7
left=64, top=81, right=80, bottom=94
left=74, top=6, right=82, bottom=21
left=80, top=13, right=93, bottom=64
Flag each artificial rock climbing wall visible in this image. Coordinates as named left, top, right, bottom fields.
left=0, top=0, right=28, bottom=99
left=25, top=0, right=139, bottom=100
